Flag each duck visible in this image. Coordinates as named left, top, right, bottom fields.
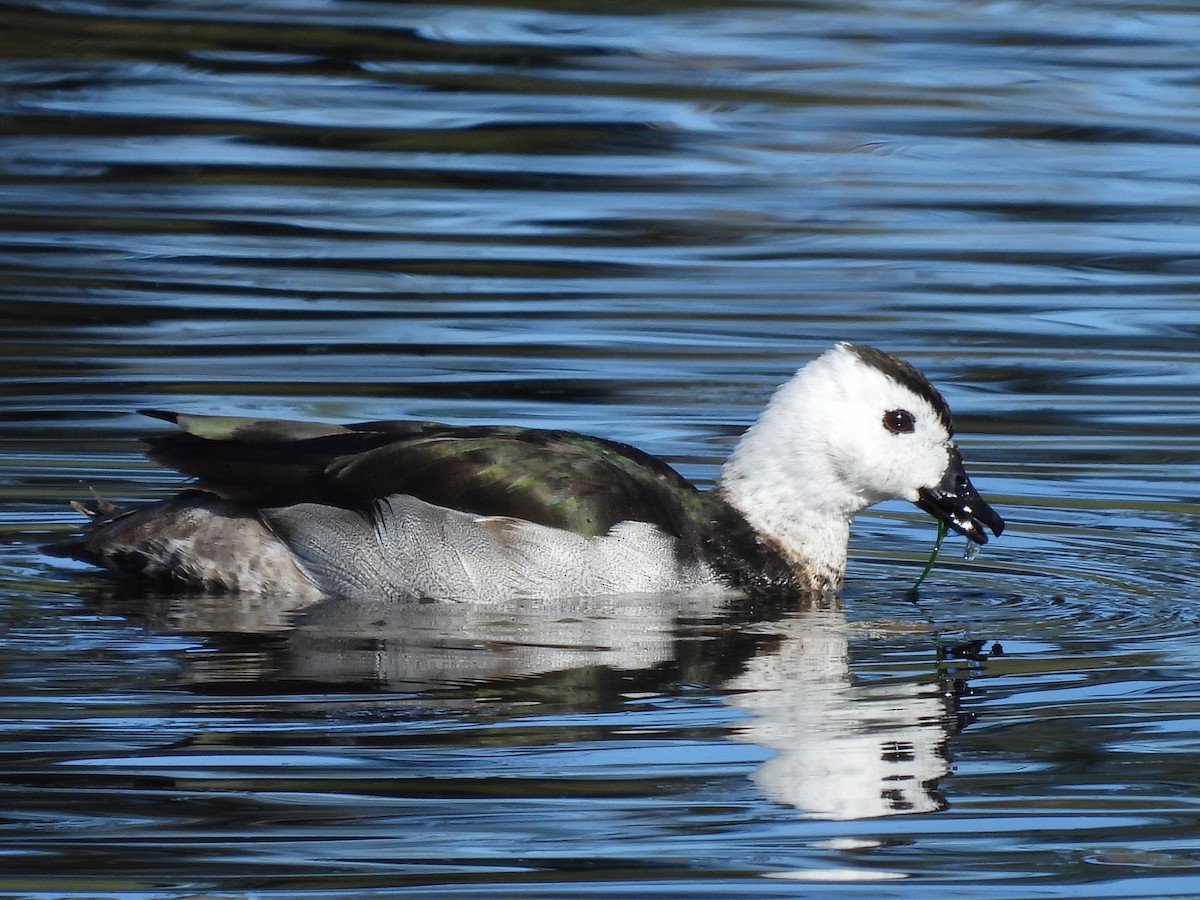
left=50, top=343, right=1003, bottom=601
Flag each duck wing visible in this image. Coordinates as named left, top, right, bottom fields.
left=141, top=410, right=711, bottom=539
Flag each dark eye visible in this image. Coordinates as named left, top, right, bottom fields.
left=883, top=409, right=915, bottom=434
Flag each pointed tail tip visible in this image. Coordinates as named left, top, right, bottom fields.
left=138, top=409, right=180, bottom=424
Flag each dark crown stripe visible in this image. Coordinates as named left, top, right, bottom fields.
left=844, top=344, right=954, bottom=435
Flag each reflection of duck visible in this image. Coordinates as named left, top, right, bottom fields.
left=100, top=583, right=968, bottom=821
left=52, top=344, right=1002, bottom=600
left=727, top=608, right=957, bottom=819
left=280, top=591, right=738, bottom=687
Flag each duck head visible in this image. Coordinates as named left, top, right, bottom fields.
left=823, top=343, right=1004, bottom=545
left=720, top=343, right=1003, bottom=587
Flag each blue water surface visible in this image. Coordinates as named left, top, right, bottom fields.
left=4, top=0, right=1200, bottom=896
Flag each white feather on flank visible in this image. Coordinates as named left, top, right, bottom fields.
left=265, top=495, right=725, bottom=603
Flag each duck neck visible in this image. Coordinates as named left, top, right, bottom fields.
left=716, top=382, right=861, bottom=591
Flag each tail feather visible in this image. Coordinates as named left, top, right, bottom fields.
left=48, top=491, right=322, bottom=596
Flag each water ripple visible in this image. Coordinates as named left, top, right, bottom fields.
left=6, top=0, right=1200, bottom=895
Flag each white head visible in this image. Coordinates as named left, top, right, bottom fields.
left=719, top=343, right=1002, bottom=588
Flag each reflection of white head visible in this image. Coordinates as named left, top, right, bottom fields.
left=726, top=611, right=950, bottom=819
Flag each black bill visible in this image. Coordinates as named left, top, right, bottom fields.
left=916, top=446, right=1004, bottom=544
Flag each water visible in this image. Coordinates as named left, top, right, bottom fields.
left=4, top=0, right=1200, bottom=895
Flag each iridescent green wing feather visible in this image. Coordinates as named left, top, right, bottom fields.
left=141, top=411, right=712, bottom=540
left=139, top=410, right=432, bottom=505
left=324, top=426, right=713, bottom=538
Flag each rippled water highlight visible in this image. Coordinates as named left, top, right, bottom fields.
left=5, top=0, right=1200, bottom=896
